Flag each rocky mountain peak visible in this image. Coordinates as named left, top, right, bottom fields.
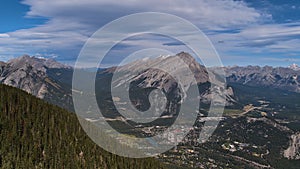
left=111, top=52, right=234, bottom=112
left=116, top=52, right=209, bottom=87
left=176, top=52, right=209, bottom=84
left=7, top=55, right=70, bottom=70
left=0, top=55, right=72, bottom=107
left=176, top=51, right=196, bottom=62
left=289, top=63, right=300, bottom=71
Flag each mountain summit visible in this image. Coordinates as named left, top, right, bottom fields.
left=0, top=55, right=73, bottom=110
left=7, top=55, right=70, bottom=69
left=289, top=63, right=300, bottom=71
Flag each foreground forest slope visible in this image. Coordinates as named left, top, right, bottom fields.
left=0, top=84, right=164, bottom=169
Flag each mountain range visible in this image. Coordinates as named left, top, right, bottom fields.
left=224, top=65, right=300, bottom=93
left=1, top=53, right=299, bottom=110
left=1, top=53, right=300, bottom=168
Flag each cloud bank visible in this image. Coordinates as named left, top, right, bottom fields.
left=0, top=0, right=299, bottom=66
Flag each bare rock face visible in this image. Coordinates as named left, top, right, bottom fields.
left=0, top=55, right=73, bottom=110
left=284, top=133, right=300, bottom=159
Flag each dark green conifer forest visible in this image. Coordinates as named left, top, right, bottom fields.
left=0, top=84, right=164, bottom=169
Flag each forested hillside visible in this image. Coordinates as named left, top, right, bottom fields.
left=0, top=84, right=164, bottom=169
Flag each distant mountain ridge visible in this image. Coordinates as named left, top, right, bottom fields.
left=224, top=65, right=300, bottom=93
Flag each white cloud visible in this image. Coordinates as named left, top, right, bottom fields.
left=0, top=34, right=10, bottom=38
left=239, top=23, right=300, bottom=41
left=22, top=0, right=266, bottom=30
left=208, top=22, right=300, bottom=54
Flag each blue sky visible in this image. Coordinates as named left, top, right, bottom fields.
left=0, top=0, right=47, bottom=33
left=0, top=0, right=299, bottom=67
